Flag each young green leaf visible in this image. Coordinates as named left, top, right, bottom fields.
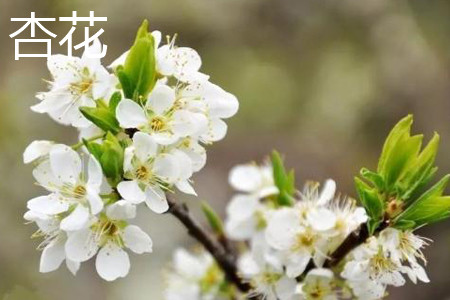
left=79, top=106, right=121, bottom=134
left=123, top=20, right=156, bottom=101
left=201, top=201, right=224, bottom=235
left=377, top=114, right=413, bottom=175
left=109, top=91, right=122, bottom=115
left=271, top=151, right=295, bottom=206
left=394, top=175, right=450, bottom=229
left=354, top=177, right=384, bottom=234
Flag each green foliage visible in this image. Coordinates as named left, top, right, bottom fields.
left=271, top=151, right=295, bottom=206
left=394, top=175, right=450, bottom=230
left=355, top=177, right=383, bottom=234
left=355, top=115, right=448, bottom=232
left=201, top=201, right=225, bottom=235
left=83, top=132, right=125, bottom=187
left=117, top=20, right=157, bottom=101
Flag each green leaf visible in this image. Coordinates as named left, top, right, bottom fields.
left=123, top=20, right=156, bottom=101
left=394, top=175, right=450, bottom=229
left=100, top=133, right=124, bottom=186
left=378, top=115, right=413, bottom=175
left=398, top=133, right=440, bottom=200
left=82, top=139, right=103, bottom=161
left=271, top=151, right=295, bottom=206
left=360, top=168, right=385, bottom=191
left=83, top=132, right=124, bottom=187
left=79, top=106, right=121, bottom=134
left=109, top=91, right=122, bottom=115
left=383, top=134, right=422, bottom=190
left=201, top=201, right=224, bottom=235
left=117, top=66, right=133, bottom=99
left=355, top=177, right=384, bottom=234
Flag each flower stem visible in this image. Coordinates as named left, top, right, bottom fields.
left=165, top=195, right=256, bottom=294
left=71, top=133, right=105, bottom=150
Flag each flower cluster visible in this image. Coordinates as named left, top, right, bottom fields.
left=164, top=149, right=444, bottom=299
left=225, top=160, right=368, bottom=299
left=24, top=21, right=238, bottom=281
left=342, top=228, right=430, bottom=299
left=164, top=248, right=234, bottom=300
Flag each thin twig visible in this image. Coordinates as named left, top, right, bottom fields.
left=165, top=195, right=255, bottom=294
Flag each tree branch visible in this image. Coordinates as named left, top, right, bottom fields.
left=302, top=219, right=390, bottom=276
left=165, top=195, right=255, bottom=294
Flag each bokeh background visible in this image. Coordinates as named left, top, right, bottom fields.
left=0, top=0, right=449, bottom=299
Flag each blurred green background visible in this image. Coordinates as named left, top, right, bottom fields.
left=1, top=0, right=449, bottom=299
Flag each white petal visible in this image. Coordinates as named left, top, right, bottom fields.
left=307, top=208, right=336, bottom=231
left=87, top=155, right=103, bottom=188
left=33, top=160, right=60, bottom=189
left=286, top=252, right=311, bottom=278
left=40, top=238, right=66, bottom=273
left=117, top=180, right=146, bottom=204
left=146, top=85, right=175, bottom=114
left=153, top=154, right=179, bottom=183
left=226, top=194, right=259, bottom=221
left=108, top=50, right=129, bottom=69
left=175, top=180, right=197, bottom=196
left=265, top=208, right=300, bottom=250
left=27, top=194, right=69, bottom=215
left=65, top=229, right=99, bottom=262
left=133, top=132, right=157, bottom=162
left=317, top=179, right=336, bottom=206
left=172, top=110, right=206, bottom=137
left=23, top=140, right=53, bottom=164
left=203, top=118, right=227, bottom=142
left=228, top=164, right=262, bottom=193
left=66, top=259, right=80, bottom=275
left=203, top=82, right=239, bottom=119
left=144, top=186, right=169, bottom=213
left=116, top=99, right=147, bottom=128
left=275, top=276, right=298, bottom=300
left=106, top=200, right=136, bottom=220
left=49, top=144, right=82, bottom=185
left=123, top=225, right=153, bottom=254
left=173, top=248, right=209, bottom=278
left=60, top=205, right=90, bottom=231
left=86, top=186, right=104, bottom=214
left=96, top=242, right=130, bottom=281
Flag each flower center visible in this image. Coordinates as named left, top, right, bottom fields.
left=73, top=185, right=87, bottom=198
left=135, top=165, right=151, bottom=181
left=292, top=230, right=316, bottom=252
left=150, top=116, right=166, bottom=132
left=370, top=252, right=397, bottom=277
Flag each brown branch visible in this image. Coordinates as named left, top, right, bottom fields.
left=166, top=195, right=255, bottom=294
left=302, top=219, right=390, bottom=276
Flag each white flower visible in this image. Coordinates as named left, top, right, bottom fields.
left=341, top=237, right=406, bottom=299
left=23, top=140, right=54, bottom=164
left=171, top=137, right=207, bottom=172
left=164, top=248, right=226, bottom=300
left=27, top=145, right=104, bottom=231
left=32, top=39, right=116, bottom=128
left=65, top=200, right=152, bottom=281
left=179, top=80, right=239, bottom=143
left=265, top=207, right=331, bottom=278
left=379, top=228, right=430, bottom=284
left=228, top=163, right=278, bottom=198
left=24, top=210, right=80, bottom=275
left=238, top=234, right=297, bottom=300
left=117, top=132, right=181, bottom=213
left=116, top=85, right=208, bottom=145
left=225, top=194, right=271, bottom=240
left=299, top=268, right=337, bottom=300
left=156, top=37, right=208, bottom=83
